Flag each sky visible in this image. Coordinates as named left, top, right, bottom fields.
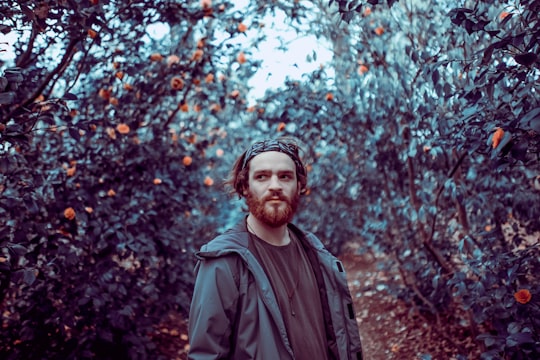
left=0, top=31, right=17, bottom=64
left=235, top=6, right=333, bottom=100
left=146, top=3, right=333, bottom=102
left=1, top=2, right=333, bottom=103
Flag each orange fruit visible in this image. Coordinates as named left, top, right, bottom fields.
left=116, top=123, right=130, bottom=134
left=64, top=207, right=76, bottom=220
left=191, top=49, right=204, bottom=61
left=170, top=76, right=184, bottom=90
left=98, top=88, right=111, bottom=100
left=186, top=134, right=197, bottom=144
left=358, top=65, right=368, bottom=75
left=374, top=26, right=384, bottom=35
left=167, top=54, right=180, bottom=66
left=514, top=289, right=532, bottom=304
left=183, top=156, right=193, bottom=166
left=204, top=176, right=214, bottom=186
left=237, top=51, right=246, bottom=64
left=492, top=127, right=505, bottom=148
left=150, top=53, right=164, bottom=61
left=87, top=29, right=98, bottom=39
left=238, top=23, right=247, bottom=32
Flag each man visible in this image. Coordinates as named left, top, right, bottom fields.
left=188, top=138, right=363, bottom=359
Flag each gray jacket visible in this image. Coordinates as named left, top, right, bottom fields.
left=188, top=220, right=363, bottom=360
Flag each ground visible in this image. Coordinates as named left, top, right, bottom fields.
left=162, top=253, right=480, bottom=360
left=342, top=252, right=480, bottom=360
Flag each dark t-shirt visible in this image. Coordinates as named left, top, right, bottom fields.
left=249, top=230, right=328, bottom=360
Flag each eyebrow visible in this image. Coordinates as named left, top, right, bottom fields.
left=252, top=169, right=295, bottom=175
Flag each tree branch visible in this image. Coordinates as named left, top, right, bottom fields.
left=15, top=24, right=38, bottom=69
left=6, top=37, right=81, bottom=126
left=429, top=150, right=468, bottom=243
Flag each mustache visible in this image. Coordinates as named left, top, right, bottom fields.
left=263, top=192, right=288, bottom=202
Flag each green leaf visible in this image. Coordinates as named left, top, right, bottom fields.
left=68, top=127, right=81, bottom=141
left=0, top=260, right=10, bottom=271
left=0, top=24, right=11, bottom=34
left=63, top=93, right=78, bottom=100
left=23, top=269, right=37, bottom=285
left=8, top=244, right=27, bottom=256
left=519, top=107, right=540, bottom=132
left=0, top=92, right=16, bottom=105
left=506, top=332, right=535, bottom=347
left=514, top=52, right=537, bottom=66
left=477, top=333, right=499, bottom=347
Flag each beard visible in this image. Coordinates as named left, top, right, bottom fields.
left=246, top=190, right=300, bottom=227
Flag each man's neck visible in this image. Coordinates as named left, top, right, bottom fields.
left=246, top=214, right=290, bottom=246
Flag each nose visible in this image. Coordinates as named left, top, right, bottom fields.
left=268, top=175, right=282, bottom=190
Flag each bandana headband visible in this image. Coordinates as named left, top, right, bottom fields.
left=241, top=139, right=305, bottom=177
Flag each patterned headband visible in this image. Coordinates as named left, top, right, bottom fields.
left=241, top=139, right=306, bottom=177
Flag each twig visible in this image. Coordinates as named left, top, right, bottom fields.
left=6, top=37, right=81, bottom=125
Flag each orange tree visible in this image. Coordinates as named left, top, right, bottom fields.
left=2, top=0, right=540, bottom=359
left=228, top=0, right=539, bottom=358
left=317, top=0, right=540, bottom=358
left=0, top=0, right=316, bottom=358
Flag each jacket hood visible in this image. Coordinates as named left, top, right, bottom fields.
left=195, top=219, right=250, bottom=260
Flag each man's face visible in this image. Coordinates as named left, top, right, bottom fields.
left=245, top=151, right=300, bottom=227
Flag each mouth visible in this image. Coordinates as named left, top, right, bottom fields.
left=266, top=196, right=284, bottom=202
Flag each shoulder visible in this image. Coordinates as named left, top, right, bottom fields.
left=288, top=223, right=326, bottom=250
left=209, top=228, right=249, bottom=248
left=197, top=226, right=250, bottom=258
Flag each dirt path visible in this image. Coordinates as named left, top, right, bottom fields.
left=341, top=253, right=479, bottom=360
left=341, top=252, right=411, bottom=359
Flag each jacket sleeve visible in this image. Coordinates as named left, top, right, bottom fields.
left=188, top=255, right=240, bottom=360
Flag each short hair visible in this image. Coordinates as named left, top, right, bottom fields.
left=225, top=138, right=308, bottom=198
